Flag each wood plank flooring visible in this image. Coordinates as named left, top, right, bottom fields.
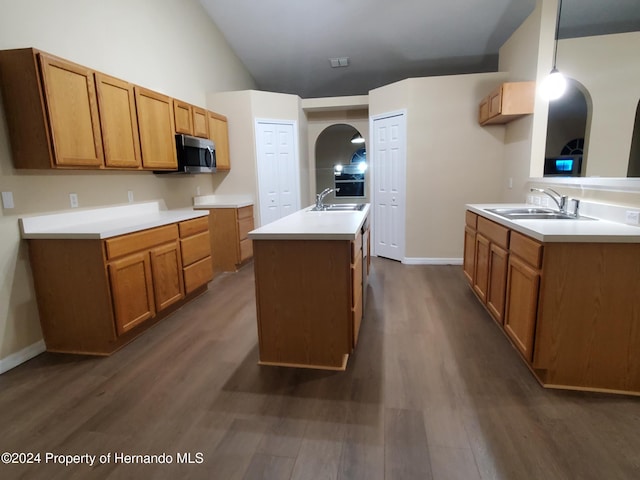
left=1, top=258, right=640, bottom=479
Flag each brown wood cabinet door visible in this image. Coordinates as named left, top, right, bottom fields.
left=478, top=97, right=490, bottom=124
left=108, top=251, right=155, bottom=336
left=95, top=73, right=141, bottom=169
left=134, top=86, right=177, bottom=170
left=487, top=243, right=508, bottom=324
left=192, top=106, right=209, bottom=138
left=38, top=53, right=104, bottom=167
left=174, top=100, right=193, bottom=135
left=149, top=241, right=185, bottom=311
left=463, top=225, right=476, bottom=284
left=208, top=111, right=231, bottom=170
left=488, top=86, right=503, bottom=118
left=504, top=255, right=540, bottom=362
left=473, top=233, right=490, bottom=303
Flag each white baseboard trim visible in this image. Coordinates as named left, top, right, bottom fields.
left=0, top=340, right=46, bottom=374
left=403, top=257, right=463, bottom=265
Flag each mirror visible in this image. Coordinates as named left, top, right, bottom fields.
left=315, top=124, right=368, bottom=203
left=539, top=31, right=640, bottom=179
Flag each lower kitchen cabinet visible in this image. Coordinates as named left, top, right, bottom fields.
left=468, top=215, right=509, bottom=324
left=504, top=231, right=542, bottom=361
left=202, top=205, right=254, bottom=276
left=178, top=216, right=214, bottom=293
left=27, top=219, right=211, bottom=355
left=108, top=250, right=155, bottom=335
left=504, top=254, right=540, bottom=360
left=463, top=209, right=640, bottom=395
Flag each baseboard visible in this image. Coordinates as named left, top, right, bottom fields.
left=0, top=340, right=46, bottom=374
left=402, top=257, right=463, bottom=265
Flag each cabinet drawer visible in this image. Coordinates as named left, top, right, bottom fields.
left=239, top=238, right=253, bottom=262
left=477, top=216, right=509, bottom=249
left=180, top=230, right=211, bottom=266
left=237, top=216, right=254, bottom=241
left=237, top=205, right=253, bottom=220
left=465, top=210, right=478, bottom=229
left=510, top=231, right=543, bottom=268
left=183, top=256, right=213, bottom=294
left=105, top=224, right=178, bottom=260
left=179, top=216, right=209, bottom=237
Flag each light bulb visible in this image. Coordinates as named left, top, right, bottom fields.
left=539, top=69, right=567, bottom=100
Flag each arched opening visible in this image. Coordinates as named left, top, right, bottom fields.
left=627, top=100, right=640, bottom=177
left=544, top=78, right=590, bottom=177
left=315, top=124, right=368, bottom=203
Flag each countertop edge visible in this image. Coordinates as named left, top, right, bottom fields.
left=466, top=204, right=640, bottom=243
left=21, top=209, right=209, bottom=240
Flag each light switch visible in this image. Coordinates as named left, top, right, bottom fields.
left=1, top=191, right=15, bottom=209
left=128, top=190, right=134, bottom=203
left=69, top=193, right=79, bottom=208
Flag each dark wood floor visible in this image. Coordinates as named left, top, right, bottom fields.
left=1, top=258, right=640, bottom=479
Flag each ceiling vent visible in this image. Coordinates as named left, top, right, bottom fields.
left=329, top=57, right=350, bottom=68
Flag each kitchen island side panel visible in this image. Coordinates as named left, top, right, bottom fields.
left=253, top=239, right=352, bottom=369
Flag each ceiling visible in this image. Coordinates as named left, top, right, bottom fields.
left=199, top=0, right=640, bottom=99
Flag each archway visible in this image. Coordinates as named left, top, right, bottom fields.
left=544, top=78, right=590, bottom=176
left=314, top=124, right=368, bottom=203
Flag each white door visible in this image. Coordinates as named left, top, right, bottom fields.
left=256, top=121, right=300, bottom=226
left=371, top=112, right=406, bottom=261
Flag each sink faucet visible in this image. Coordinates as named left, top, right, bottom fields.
left=315, top=188, right=334, bottom=210
left=530, top=188, right=568, bottom=213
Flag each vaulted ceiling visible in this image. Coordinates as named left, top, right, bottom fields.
left=199, top=0, right=640, bottom=99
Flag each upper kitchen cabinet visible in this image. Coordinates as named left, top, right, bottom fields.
left=192, top=106, right=208, bottom=138
left=478, top=81, right=535, bottom=125
left=174, top=100, right=210, bottom=139
left=208, top=111, right=230, bottom=171
left=173, top=99, right=193, bottom=135
left=0, top=48, right=105, bottom=169
left=95, top=73, right=142, bottom=169
left=135, top=86, right=178, bottom=170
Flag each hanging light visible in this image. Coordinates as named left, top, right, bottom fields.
left=539, top=0, right=567, bottom=100
left=350, top=132, right=365, bottom=144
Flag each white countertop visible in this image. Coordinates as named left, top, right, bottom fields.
left=249, top=204, right=370, bottom=240
left=468, top=204, right=640, bottom=243
left=20, top=201, right=208, bottom=240
left=193, top=194, right=254, bottom=209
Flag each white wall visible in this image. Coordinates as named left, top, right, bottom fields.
left=0, top=0, right=255, bottom=367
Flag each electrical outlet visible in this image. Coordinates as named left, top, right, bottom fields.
left=128, top=190, right=134, bottom=203
left=625, top=210, right=640, bottom=225
left=532, top=196, right=541, bottom=206
left=196, top=186, right=201, bottom=196
left=69, top=193, right=78, bottom=208
left=526, top=195, right=534, bottom=204
left=1, top=191, right=15, bottom=209
left=540, top=197, right=550, bottom=207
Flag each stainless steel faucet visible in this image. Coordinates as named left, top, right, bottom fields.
left=315, top=188, right=334, bottom=210
left=530, top=188, right=568, bottom=213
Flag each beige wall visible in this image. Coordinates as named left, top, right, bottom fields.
left=498, top=0, right=556, bottom=201
left=208, top=90, right=308, bottom=225
left=553, top=32, right=640, bottom=177
left=0, top=0, right=255, bottom=365
left=370, top=74, right=508, bottom=260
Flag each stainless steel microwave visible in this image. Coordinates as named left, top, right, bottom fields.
left=543, top=155, right=582, bottom=177
left=155, top=134, right=216, bottom=174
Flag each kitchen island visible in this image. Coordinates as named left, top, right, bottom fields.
left=249, top=204, right=370, bottom=370
left=464, top=203, right=640, bottom=395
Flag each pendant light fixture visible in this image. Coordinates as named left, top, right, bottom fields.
left=539, top=0, right=567, bottom=100
left=350, top=132, right=365, bottom=144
